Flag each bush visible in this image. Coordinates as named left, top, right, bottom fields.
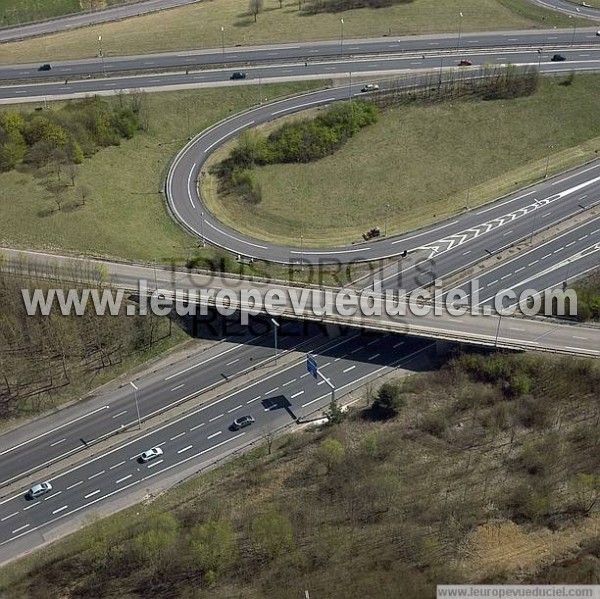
left=372, top=381, right=405, bottom=419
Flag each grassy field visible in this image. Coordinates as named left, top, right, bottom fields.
left=202, top=73, right=600, bottom=247
left=0, top=82, right=319, bottom=262
left=1, top=352, right=600, bottom=598
left=0, top=0, right=133, bottom=27
left=0, top=0, right=589, bottom=65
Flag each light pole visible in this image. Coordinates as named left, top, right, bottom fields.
left=348, top=70, right=352, bottom=99
left=340, top=18, right=344, bottom=57
left=129, top=382, right=142, bottom=430
left=300, top=234, right=304, bottom=271
left=152, top=259, right=158, bottom=290
left=384, top=203, right=390, bottom=236
left=570, top=10, right=580, bottom=46
left=220, top=26, right=225, bottom=56
left=258, top=70, right=262, bottom=104
left=544, top=145, right=554, bottom=179
left=438, top=55, right=444, bottom=89
left=537, top=48, right=542, bottom=71
left=494, top=309, right=504, bottom=348
left=271, top=318, right=280, bottom=359
left=200, top=210, right=205, bottom=246
left=457, top=11, right=463, bottom=52
left=98, top=35, right=107, bottom=77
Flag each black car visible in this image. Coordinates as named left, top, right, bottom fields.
left=230, top=415, right=255, bottom=430
left=230, top=72, right=247, bottom=80
left=551, top=54, right=566, bottom=62
left=38, top=63, right=52, bottom=71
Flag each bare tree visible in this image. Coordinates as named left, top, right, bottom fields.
left=249, top=0, right=263, bottom=21
left=47, top=182, right=67, bottom=211
left=77, top=184, right=92, bottom=206
left=260, top=424, right=276, bottom=455
left=67, top=163, right=78, bottom=186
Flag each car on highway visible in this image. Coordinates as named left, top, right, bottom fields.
left=551, top=54, right=566, bottom=62
left=458, top=59, right=473, bottom=66
left=230, top=415, right=255, bottom=430
left=38, top=64, right=52, bottom=71
left=230, top=72, right=247, bottom=80
left=26, top=481, right=52, bottom=499
left=360, top=83, right=379, bottom=92
left=596, top=30, right=600, bottom=36
left=138, top=447, right=164, bottom=463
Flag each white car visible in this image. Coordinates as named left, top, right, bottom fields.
left=27, top=481, right=52, bottom=499
left=361, top=83, right=380, bottom=92
left=138, top=447, right=163, bottom=463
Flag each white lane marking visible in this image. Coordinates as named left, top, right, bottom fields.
left=291, top=390, right=304, bottom=399
left=247, top=396, right=261, bottom=403
left=515, top=267, right=525, bottom=273
left=227, top=404, right=243, bottom=413
left=509, top=327, right=524, bottom=331
left=147, top=459, right=164, bottom=469
left=109, top=461, right=126, bottom=470
left=463, top=250, right=472, bottom=255
left=187, top=164, right=196, bottom=208
left=350, top=347, right=362, bottom=354
left=369, top=353, right=380, bottom=361
left=393, top=341, right=405, bottom=348
left=170, top=384, right=185, bottom=392
left=366, top=338, right=380, bottom=346
left=49, top=438, right=66, bottom=447
left=205, top=219, right=269, bottom=249
left=343, top=365, right=356, bottom=373
left=116, top=474, right=133, bottom=484
left=52, top=505, right=68, bottom=515
left=23, top=502, right=40, bottom=511
left=209, top=414, right=223, bottom=422
left=204, top=121, right=255, bottom=152
left=272, top=98, right=336, bottom=116
left=66, top=481, right=83, bottom=490
left=190, top=423, right=205, bottom=431
left=84, top=490, right=100, bottom=499
left=226, top=358, right=240, bottom=366
left=0, top=405, right=110, bottom=458
left=1, top=512, right=18, bottom=522
left=265, top=387, right=279, bottom=395
left=573, top=336, right=589, bottom=340
left=88, top=471, right=105, bottom=480
left=207, top=431, right=222, bottom=440
left=111, top=410, right=128, bottom=419
left=170, top=431, right=186, bottom=441
left=300, top=372, right=310, bottom=378
left=164, top=344, right=240, bottom=380
left=178, top=445, right=193, bottom=454
left=44, top=491, right=61, bottom=501
left=282, top=379, right=295, bottom=387
left=12, top=524, right=30, bottom=534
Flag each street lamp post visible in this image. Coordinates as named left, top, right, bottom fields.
left=457, top=11, right=464, bottom=52
left=300, top=234, right=304, bottom=271
left=152, top=259, right=158, bottom=291
left=494, top=310, right=504, bottom=348
left=271, top=318, right=280, bottom=359
left=220, top=26, right=225, bottom=56
left=129, top=382, right=142, bottom=430
left=258, top=70, right=262, bottom=104
left=340, top=18, right=344, bottom=57
left=544, top=145, right=554, bottom=179
left=438, top=55, right=444, bottom=89
left=98, top=35, right=107, bottom=77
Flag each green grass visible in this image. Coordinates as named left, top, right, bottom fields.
left=0, top=82, right=320, bottom=262
left=0, top=0, right=134, bottom=27
left=0, top=0, right=591, bottom=65
left=202, top=73, right=600, bottom=247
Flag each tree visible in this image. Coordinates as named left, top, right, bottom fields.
left=249, top=0, right=263, bottom=21
left=318, top=437, right=345, bottom=473
left=187, top=519, right=237, bottom=583
left=77, top=184, right=92, bottom=205
left=571, top=473, right=600, bottom=515
left=67, top=163, right=78, bottom=186
left=372, top=381, right=405, bottom=419
left=47, top=182, right=67, bottom=211
left=251, top=508, right=294, bottom=559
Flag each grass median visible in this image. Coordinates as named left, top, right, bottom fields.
left=0, top=0, right=589, bottom=65
left=201, top=73, right=600, bottom=247
left=0, top=81, right=321, bottom=262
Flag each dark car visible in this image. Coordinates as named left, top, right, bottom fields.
left=458, top=59, right=473, bottom=66
left=231, top=415, right=255, bottom=430
left=38, top=64, right=52, bottom=71
left=551, top=54, right=566, bottom=62
left=230, top=72, right=247, bottom=80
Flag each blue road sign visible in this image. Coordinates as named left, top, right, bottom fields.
left=307, top=354, right=318, bottom=378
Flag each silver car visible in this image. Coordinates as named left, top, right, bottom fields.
left=27, top=481, right=52, bottom=499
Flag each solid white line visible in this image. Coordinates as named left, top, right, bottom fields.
left=66, top=481, right=83, bottom=490
left=111, top=410, right=128, bottom=419
left=84, top=490, right=100, bottom=499
left=291, top=390, right=304, bottom=399
left=49, top=438, right=66, bottom=447
left=52, top=505, right=68, bottom=515
left=12, top=524, right=30, bottom=534
left=116, top=474, right=133, bottom=484
left=282, top=379, right=295, bottom=387
left=343, top=365, right=356, bottom=373
left=170, top=431, right=186, bottom=441
left=209, top=414, right=223, bottom=422
left=88, top=471, right=105, bottom=480
left=227, top=404, right=243, bottom=413
left=109, top=460, right=126, bottom=471
left=369, top=353, right=380, bottom=361
left=178, top=445, right=193, bottom=454
left=393, top=341, right=405, bottom=348
left=1, top=512, right=18, bottom=522
left=207, top=431, right=222, bottom=440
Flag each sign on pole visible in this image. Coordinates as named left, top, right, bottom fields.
left=306, top=354, right=318, bottom=378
